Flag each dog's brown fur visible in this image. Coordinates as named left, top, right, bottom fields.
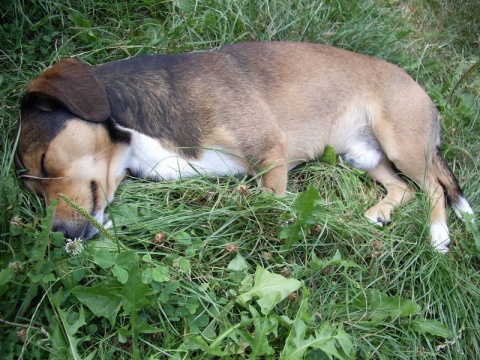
left=17, top=42, right=473, bottom=251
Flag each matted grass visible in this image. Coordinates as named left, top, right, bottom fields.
left=1, top=0, right=479, bottom=359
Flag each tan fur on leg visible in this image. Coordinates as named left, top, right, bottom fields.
left=365, top=158, right=415, bottom=225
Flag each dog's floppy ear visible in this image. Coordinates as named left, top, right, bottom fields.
left=25, top=58, right=111, bottom=122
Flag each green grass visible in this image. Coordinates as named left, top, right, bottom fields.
left=1, top=0, right=479, bottom=359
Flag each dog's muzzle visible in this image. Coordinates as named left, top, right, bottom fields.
left=52, top=219, right=99, bottom=240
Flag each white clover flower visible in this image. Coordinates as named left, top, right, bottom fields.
left=64, top=238, right=84, bottom=255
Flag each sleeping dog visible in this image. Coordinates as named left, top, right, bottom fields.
left=16, top=42, right=473, bottom=252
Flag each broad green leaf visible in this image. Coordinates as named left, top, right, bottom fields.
left=280, top=185, right=325, bottom=249
left=319, top=145, right=337, bottom=166
left=280, top=286, right=354, bottom=360
left=308, top=250, right=362, bottom=271
left=279, top=318, right=313, bottom=360
left=249, top=316, right=278, bottom=357
left=44, top=306, right=69, bottom=356
left=175, top=231, right=192, bottom=245
left=208, top=322, right=244, bottom=356
left=133, top=316, right=162, bottom=337
left=27, top=270, right=42, bottom=283
left=116, top=251, right=139, bottom=267
left=56, top=307, right=87, bottom=360
left=179, top=335, right=209, bottom=352
left=334, top=325, right=355, bottom=359
left=60, top=307, right=86, bottom=337
left=119, top=266, right=152, bottom=311
left=312, top=322, right=354, bottom=360
left=227, top=253, right=250, bottom=271
left=72, top=281, right=122, bottom=326
left=257, top=293, right=283, bottom=315
left=237, top=266, right=302, bottom=315
left=291, top=185, right=325, bottom=221
left=280, top=321, right=353, bottom=360
left=42, top=273, right=56, bottom=282
left=112, top=264, right=129, bottom=284
left=351, top=289, right=421, bottom=324
left=239, top=273, right=253, bottom=293
left=0, top=267, right=14, bottom=286
left=93, top=249, right=116, bottom=269
left=51, top=231, right=66, bottom=247
left=410, top=319, right=450, bottom=338
left=31, top=201, right=56, bottom=270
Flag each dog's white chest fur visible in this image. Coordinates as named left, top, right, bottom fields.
left=124, top=129, right=246, bottom=181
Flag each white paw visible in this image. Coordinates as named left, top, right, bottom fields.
left=430, top=223, right=450, bottom=253
left=453, top=196, right=475, bottom=222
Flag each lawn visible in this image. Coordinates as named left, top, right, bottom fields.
left=1, top=0, right=479, bottom=359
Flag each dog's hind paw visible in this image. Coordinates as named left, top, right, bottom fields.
left=453, top=196, right=475, bottom=222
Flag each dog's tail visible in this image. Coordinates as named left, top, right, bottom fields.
left=432, top=146, right=474, bottom=220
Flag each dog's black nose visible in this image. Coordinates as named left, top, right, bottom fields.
left=52, top=221, right=97, bottom=240
left=52, top=223, right=84, bottom=239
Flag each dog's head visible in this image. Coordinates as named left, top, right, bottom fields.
left=17, top=58, right=130, bottom=240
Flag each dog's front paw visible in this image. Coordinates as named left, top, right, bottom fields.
left=430, top=223, right=450, bottom=253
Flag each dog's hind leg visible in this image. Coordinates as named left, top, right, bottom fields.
left=383, top=148, right=469, bottom=252
left=395, top=160, right=451, bottom=252
left=364, top=157, right=416, bottom=226
left=430, top=148, right=474, bottom=221
left=368, top=147, right=453, bottom=251
left=420, top=149, right=473, bottom=252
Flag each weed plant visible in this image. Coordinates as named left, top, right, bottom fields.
left=1, top=0, right=479, bottom=359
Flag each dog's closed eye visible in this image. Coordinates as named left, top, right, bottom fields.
left=16, top=153, right=65, bottom=181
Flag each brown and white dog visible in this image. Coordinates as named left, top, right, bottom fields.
left=16, top=42, right=473, bottom=252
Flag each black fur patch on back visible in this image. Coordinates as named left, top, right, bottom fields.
left=93, top=55, right=213, bottom=158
